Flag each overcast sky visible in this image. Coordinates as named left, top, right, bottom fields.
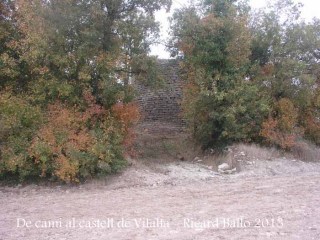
left=150, top=0, right=320, bottom=58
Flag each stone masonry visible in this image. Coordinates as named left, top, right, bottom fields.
left=134, top=59, right=185, bottom=133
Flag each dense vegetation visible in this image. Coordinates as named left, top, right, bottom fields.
left=0, top=0, right=170, bottom=182
left=169, top=0, right=320, bottom=150
left=1, top=0, right=319, bottom=182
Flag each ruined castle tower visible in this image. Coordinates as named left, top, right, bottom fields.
left=134, top=59, right=185, bottom=134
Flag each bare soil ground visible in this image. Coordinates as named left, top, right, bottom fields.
left=1, top=122, right=320, bottom=240
left=1, top=151, right=320, bottom=240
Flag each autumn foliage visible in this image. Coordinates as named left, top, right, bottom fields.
left=1, top=0, right=320, bottom=183
left=112, top=103, right=140, bottom=155
left=170, top=0, right=320, bottom=151
left=260, top=98, right=300, bottom=149
left=0, top=0, right=173, bottom=182
left=0, top=90, right=139, bottom=182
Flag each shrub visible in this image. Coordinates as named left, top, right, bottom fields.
left=111, top=102, right=140, bottom=156
left=0, top=90, right=43, bottom=180
left=261, top=98, right=302, bottom=150
left=27, top=99, right=128, bottom=182
left=303, top=112, right=320, bottom=145
left=0, top=90, right=135, bottom=183
left=301, top=90, right=320, bottom=146
left=184, top=80, right=269, bottom=149
left=261, top=117, right=299, bottom=150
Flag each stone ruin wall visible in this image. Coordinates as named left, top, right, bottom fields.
left=134, top=59, right=185, bottom=128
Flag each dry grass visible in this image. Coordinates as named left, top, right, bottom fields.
left=133, top=131, right=202, bottom=163
left=134, top=123, right=320, bottom=167
left=291, top=141, right=320, bottom=162
left=234, top=143, right=281, bottom=160
left=234, top=142, right=320, bottom=163
left=199, top=143, right=282, bottom=169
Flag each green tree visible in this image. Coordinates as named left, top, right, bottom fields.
left=14, top=0, right=171, bottom=106
left=250, top=0, right=320, bottom=147
left=0, top=0, right=26, bottom=88
left=0, top=0, right=171, bottom=182
left=170, top=0, right=269, bottom=148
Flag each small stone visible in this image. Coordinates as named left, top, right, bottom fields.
left=218, top=163, right=231, bottom=171
left=225, top=168, right=237, bottom=174
left=218, top=167, right=236, bottom=174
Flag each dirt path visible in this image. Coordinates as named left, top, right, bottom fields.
left=1, top=172, right=320, bottom=240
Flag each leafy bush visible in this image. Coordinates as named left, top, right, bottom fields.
left=170, top=0, right=320, bottom=151
left=303, top=112, right=320, bottom=146
left=182, top=72, right=269, bottom=149
left=302, top=90, right=320, bottom=145
left=111, top=102, right=141, bottom=156
left=0, top=91, right=43, bottom=179
left=131, top=55, right=166, bottom=88
left=0, top=0, right=169, bottom=183
left=260, top=98, right=302, bottom=149
left=0, top=90, right=135, bottom=183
